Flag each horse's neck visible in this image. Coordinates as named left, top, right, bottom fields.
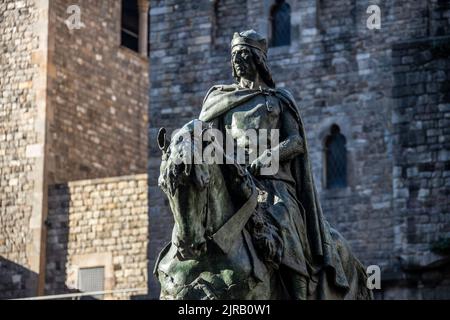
left=206, top=165, right=235, bottom=234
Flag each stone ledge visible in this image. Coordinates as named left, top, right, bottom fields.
left=49, top=173, right=148, bottom=188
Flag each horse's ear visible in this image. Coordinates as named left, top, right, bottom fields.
left=157, top=127, right=168, bottom=152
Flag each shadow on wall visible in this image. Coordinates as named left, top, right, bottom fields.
left=147, top=128, right=176, bottom=300
left=45, top=183, right=71, bottom=297
left=0, top=257, right=38, bottom=299
left=45, top=184, right=95, bottom=299
left=147, top=155, right=164, bottom=300
left=0, top=213, right=89, bottom=300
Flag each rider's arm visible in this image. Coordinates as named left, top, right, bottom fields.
left=273, top=107, right=304, bottom=162
left=249, top=107, right=304, bottom=174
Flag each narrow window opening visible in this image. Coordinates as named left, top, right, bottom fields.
left=270, top=0, right=291, bottom=47
left=325, top=124, right=347, bottom=189
left=121, top=0, right=139, bottom=52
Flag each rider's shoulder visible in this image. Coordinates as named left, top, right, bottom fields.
left=206, top=83, right=238, bottom=94
left=275, top=87, right=296, bottom=103
left=274, top=87, right=302, bottom=120
left=203, top=84, right=238, bottom=104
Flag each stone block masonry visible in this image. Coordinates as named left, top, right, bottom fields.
left=147, top=0, right=450, bottom=299
left=0, top=0, right=50, bottom=298
left=45, top=174, right=149, bottom=300
left=47, top=0, right=149, bottom=184
left=389, top=37, right=450, bottom=299
left=1, top=0, right=150, bottom=299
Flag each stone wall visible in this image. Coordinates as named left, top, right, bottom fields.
left=0, top=0, right=49, bottom=298
left=45, top=174, right=149, bottom=300
left=1, top=0, right=151, bottom=299
left=148, top=0, right=450, bottom=298
left=47, top=0, right=149, bottom=184
left=387, top=37, right=450, bottom=299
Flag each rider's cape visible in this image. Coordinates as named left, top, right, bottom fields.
left=199, top=84, right=350, bottom=292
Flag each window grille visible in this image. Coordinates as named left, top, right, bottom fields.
left=78, top=267, right=105, bottom=300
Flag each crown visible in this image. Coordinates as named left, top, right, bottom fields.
left=231, top=30, right=267, bottom=54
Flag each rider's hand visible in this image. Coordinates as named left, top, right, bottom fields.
left=249, top=158, right=262, bottom=175
left=249, top=150, right=272, bottom=176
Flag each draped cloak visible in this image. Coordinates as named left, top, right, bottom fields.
left=199, top=84, right=350, bottom=293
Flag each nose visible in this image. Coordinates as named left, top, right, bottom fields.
left=233, top=52, right=244, bottom=62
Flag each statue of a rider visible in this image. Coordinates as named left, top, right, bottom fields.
left=198, top=30, right=352, bottom=299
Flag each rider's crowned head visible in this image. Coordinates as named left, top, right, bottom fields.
left=230, top=30, right=275, bottom=88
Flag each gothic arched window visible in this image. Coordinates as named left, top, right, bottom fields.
left=324, top=124, right=347, bottom=189
left=270, top=0, right=291, bottom=47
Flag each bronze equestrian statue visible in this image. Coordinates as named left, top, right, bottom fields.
left=154, top=30, right=373, bottom=300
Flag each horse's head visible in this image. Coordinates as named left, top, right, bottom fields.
left=157, top=120, right=211, bottom=259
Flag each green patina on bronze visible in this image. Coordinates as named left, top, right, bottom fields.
left=154, top=30, right=373, bottom=300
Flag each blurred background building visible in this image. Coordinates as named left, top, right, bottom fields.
left=0, top=0, right=449, bottom=299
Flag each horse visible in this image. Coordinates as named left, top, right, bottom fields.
left=153, top=120, right=283, bottom=299
left=153, top=119, right=372, bottom=300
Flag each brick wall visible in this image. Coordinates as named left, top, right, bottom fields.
left=0, top=0, right=49, bottom=298
left=148, top=0, right=450, bottom=298
left=47, top=0, right=149, bottom=184
left=45, top=174, right=149, bottom=300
